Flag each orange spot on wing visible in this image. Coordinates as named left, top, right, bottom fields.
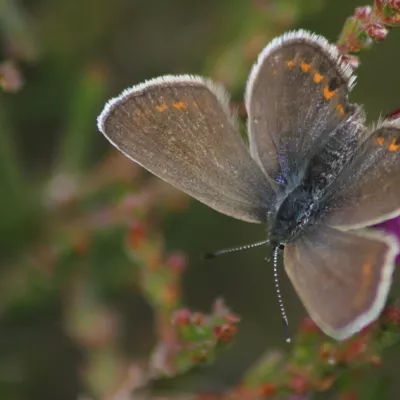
left=173, top=101, right=187, bottom=110
left=375, top=136, right=385, bottom=146
left=156, top=104, right=168, bottom=112
left=286, top=59, right=296, bottom=69
left=388, top=139, right=400, bottom=152
left=355, top=262, right=373, bottom=307
left=336, top=104, right=345, bottom=117
left=300, top=61, right=311, bottom=73
left=313, top=72, right=324, bottom=84
left=323, top=86, right=337, bottom=100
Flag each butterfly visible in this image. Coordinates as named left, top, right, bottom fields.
left=97, top=30, right=400, bottom=340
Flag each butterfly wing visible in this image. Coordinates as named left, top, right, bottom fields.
left=245, top=30, right=362, bottom=188
left=284, top=225, right=398, bottom=340
left=322, top=119, right=400, bottom=229
left=98, top=75, right=275, bottom=223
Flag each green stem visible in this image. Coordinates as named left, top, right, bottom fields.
left=56, top=66, right=106, bottom=175
left=0, top=97, right=32, bottom=252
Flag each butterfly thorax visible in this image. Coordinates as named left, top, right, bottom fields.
left=269, top=185, right=319, bottom=246
left=268, top=116, right=365, bottom=246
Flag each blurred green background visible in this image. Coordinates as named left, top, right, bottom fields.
left=1, top=0, right=400, bottom=399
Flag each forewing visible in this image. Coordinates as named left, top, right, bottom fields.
left=284, top=225, right=398, bottom=340
left=322, top=119, right=400, bottom=229
left=245, top=30, right=361, bottom=188
left=98, top=75, right=275, bottom=223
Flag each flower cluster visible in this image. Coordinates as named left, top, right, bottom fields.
left=337, top=0, right=400, bottom=67
left=151, top=300, right=240, bottom=376
left=188, top=303, right=400, bottom=400
left=0, top=61, right=23, bottom=92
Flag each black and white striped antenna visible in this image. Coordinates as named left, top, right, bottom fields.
left=203, top=239, right=291, bottom=343
left=203, top=240, right=269, bottom=259
left=272, top=246, right=291, bottom=343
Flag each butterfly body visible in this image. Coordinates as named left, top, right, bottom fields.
left=270, top=184, right=319, bottom=246
left=270, top=119, right=364, bottom=246
left=98, top=30, right=400, bottom=340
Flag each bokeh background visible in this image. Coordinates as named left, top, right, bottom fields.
left=1, top=0, right=400, bottom=399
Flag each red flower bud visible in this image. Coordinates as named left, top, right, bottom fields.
left=190, top=349, right=208, bottom=363
left=0, top=61, right=23, bottom=92
left=375, top=0, right=384, bottom=11
left=366, top=23, right=388, bottom=41
left=382, top=305, right=400, bottom=325
left=387, top=107, right=400, bottom=121
left=320, top=342, right=335, bottom=361
left=341, top=54, right=360, bottom=69
left=354, top=6, right=372, bottom=21
left=260, top=383, right=277, bottom=397
left=194, top=394, right=221, bottom=400
left=165, top=251, right=187, bottom=273
left=388, top=0, right=400, bottom=10
left=370, top=355, right=382, bottom=367
left=339, top=390, right=359, bottom=400
left=171, top=308, right=191, bottom=326
left=127, top=220, right=147, bottom=248
left=225, top=313, right=241, bottom=324
left=191, top=312, right=206, bottom=326
left=289, top=374, right=308, bottom=395
left=337, top=337, right=367, bottom=364
left=299, top=316, right=320, bottom=335
left=214, top=324, right=237, bottom=342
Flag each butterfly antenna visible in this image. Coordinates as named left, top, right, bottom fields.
left=203, top=240, right=269, bottom=259
left=273, top=246, right=291, bottom=343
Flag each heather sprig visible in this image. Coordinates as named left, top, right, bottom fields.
left=336, top=0, right=400, bottom=68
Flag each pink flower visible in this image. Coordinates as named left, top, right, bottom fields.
left=376, top=216, right=400, bottom=264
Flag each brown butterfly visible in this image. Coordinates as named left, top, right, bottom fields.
left=97, top=30, right=400, bottom=340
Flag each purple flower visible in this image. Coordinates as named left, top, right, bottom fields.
left=376, top=216, right=400, bottom=264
